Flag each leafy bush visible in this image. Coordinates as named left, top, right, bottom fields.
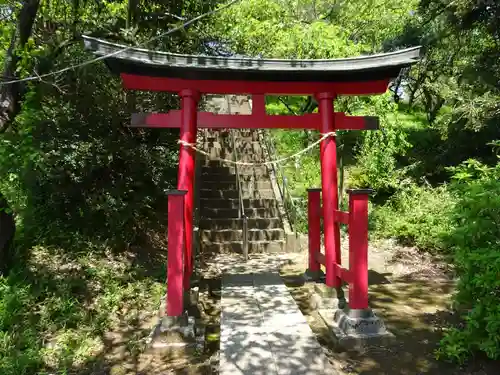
left=374, top=158, right=500, bottom=363
left=0, top=51, right=177, bottom=373
left=0, top=52, right=179, bottom=252
left=372, top=184, right=455, bottom=252
left=436, top=159, right=500, bottom=363
left=347, top=95, right=412, bottom=197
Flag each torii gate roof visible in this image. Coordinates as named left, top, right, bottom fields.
left=83, top=36, right=420, bottom=84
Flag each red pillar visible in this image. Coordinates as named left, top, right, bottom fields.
left=317, top=92, right=341, bottom=288
left=178, top=89, right=199, bottom=290
left=348, top=189, right=371, bottom=310
left=307, top=188, right=322, bottom=276
left=166, top=190, right=187, bottom=317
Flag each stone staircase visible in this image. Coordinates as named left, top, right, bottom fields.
left=199, top=129, right=286, bottom=254
left=197, top=95, right=288, bottom=255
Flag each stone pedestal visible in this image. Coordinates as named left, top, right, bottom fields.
left=308, top=282, right=346, bottom=311
left=303, top=268, right=326, bottom=283
left=149, top=314, right=196, bottom=350
left=318, top=307, right=394, bottom=350
left=335, top=308, right=388, bottom=336
left=184, top=286, right=200, bottom=314
left=148, top=286, right=203, bottom=356
left=309, top=283, right=393, bottom=350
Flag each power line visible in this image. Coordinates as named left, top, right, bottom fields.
left=0, top=0, right=240, bottom=87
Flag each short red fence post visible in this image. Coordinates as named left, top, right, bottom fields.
left=166, top=190, right=187, bottom=317
left=306, top=188, right=323, bottom=280
left=347, top=189, right=372, bottom=310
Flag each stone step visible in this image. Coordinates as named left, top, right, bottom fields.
left=205, top=133, right=260, bottom=143
left=235, top=134, right=260, bottom=141
left=200, top=218, right=282, bottom=230
left=200, top=148, right=264, bottom=159
left=201, top=157, right=265, bottom=167
left=201, top=141, right=263, bottom=153
left=201, top=180, right=272, bottom=191
left=202, top=240, right=286, bottom=254
left=205, top=136, right=228, bottom=143
left=200, top=228, right=285, bottom=242
left=201, top=207, right=279, bottom=219
left=205, top=129, right=258, bottom=138
left=201, top=165, right=269, bottom=176
left=200, top=198, right=278, bottom=210
left=199, top=142, right=232, bottom=152
left=201, top=174, right=259, bottom=183
left=199, top=189, right=275, bottom=200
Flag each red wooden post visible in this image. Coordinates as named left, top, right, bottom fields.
left=178, top=89, right=199, bottom=291
left=166, top=190, right=187, bottom=317
left=307, top=188, right=322, bottom=277
left=317, top=92, right=341, bottom=288
left=347, top=189, right=372, bottom=310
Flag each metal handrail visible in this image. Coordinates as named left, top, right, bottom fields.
left=260, top=129, right=299, bottom=231
left=245, top=97, right=299, bottom=231
left=227, top=96, right=249, bottom=260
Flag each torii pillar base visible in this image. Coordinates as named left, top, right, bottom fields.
left=148, top=313, right=198, bottom=355
left=318, top=307, right=394, bottom=351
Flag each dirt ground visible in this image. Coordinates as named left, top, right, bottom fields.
left=280, top=236, right=499, bottom=375
left=94, top=237, right=499, bottom=375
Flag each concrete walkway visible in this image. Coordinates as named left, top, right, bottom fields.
left=219, top=255, right=337, bottom=375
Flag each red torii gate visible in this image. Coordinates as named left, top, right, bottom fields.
left=84, top=36, right=420, bottom=327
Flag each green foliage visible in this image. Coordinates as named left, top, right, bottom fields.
left=212, top=0, right=367, bottom=58
left=371, top=158, right=500, bottom=363
left=0, top=247, right=165, bottom=374
left=0, top=0, right=224, bottom=372
left=372, top=184, right=454, bottom=251
left=348, top=95, right=412, bottom=195
left=0, top=0, right=499, bottom=368
left=270, top=129, right=321, bottom=232
left=327, top=0, right=419, bottom=50
left=0, top=51, right=179, bottom=250
left=435, top=160, right=500, bottom=363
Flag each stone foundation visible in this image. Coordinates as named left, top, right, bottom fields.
left=309, top=283, right=393, bottom=350
left=147, top=286, right=204, bottom=355
left=318, top=307, right=394, bottom=350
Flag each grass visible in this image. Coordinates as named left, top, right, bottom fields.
left=0, top=244, right=166, bottom=375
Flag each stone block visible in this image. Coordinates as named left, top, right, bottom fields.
left=307, top=283, right=347, bottom=311
left=318, top=307, right=394, bottom=351
left=148, top=313, right=197, bottom=355
left=302, top=268, right=325, bottom=282
left=184, top=286, right=200, bottom=307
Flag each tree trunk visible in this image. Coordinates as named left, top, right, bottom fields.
left=0, top=0, right=41, bottom=133
left=428, top=96, right=445, bottom=124
left=0, top=194, right=15, bottom=275
left=127, top=0, right=139, bottom=29
left=0, top=1, right=39, bottom=274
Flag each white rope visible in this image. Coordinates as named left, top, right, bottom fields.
left=0, top=0, right=241, bottom=86
left=177, top=131, right=336, bottom=166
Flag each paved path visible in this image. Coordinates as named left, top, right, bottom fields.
left=219, top=255, right=337, bottom=375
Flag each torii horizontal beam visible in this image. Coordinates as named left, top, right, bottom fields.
left=121, top=74, right=391, bottom=96
left=130, top=111, right=379, bottom=130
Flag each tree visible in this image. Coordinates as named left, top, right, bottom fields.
left=0, top=0, right=225, bottom=273
left=0, top=0, right=40, bottom=133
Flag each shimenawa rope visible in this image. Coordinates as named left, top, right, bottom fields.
left=177, top=131, right=336, bottom=167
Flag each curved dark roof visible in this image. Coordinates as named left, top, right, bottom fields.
left=83, top=36, right=421, bottom=83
